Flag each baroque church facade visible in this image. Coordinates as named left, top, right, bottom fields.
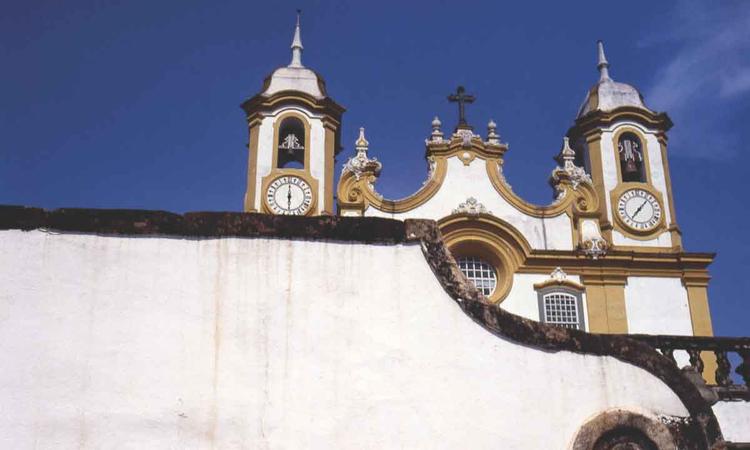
left=1, top=13, right=748, bottom=450
left=242, top=16, right=712, bottom=341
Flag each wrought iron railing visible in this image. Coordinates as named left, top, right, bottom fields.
left=628, top=334, right=750, bottom=400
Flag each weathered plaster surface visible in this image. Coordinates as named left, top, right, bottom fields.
left=713, top=401, right=750, bottom=444
left=0, top=228, right=695, bottom=449
left=625, top=277, right=693, bottom=336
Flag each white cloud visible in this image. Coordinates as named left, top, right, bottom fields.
left=643, top=0, right=750, bottom=159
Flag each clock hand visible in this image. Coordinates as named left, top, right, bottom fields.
left=632, top=200, right=648, bottom=219
left=287, top=185, right=292, bottom=211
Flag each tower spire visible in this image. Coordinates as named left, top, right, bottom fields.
left=290, top=10, right=304, bottom=68
left=597, top=40, right=610, bottom=81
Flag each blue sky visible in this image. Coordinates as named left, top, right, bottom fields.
left=1, top=1, right=748, bottom=337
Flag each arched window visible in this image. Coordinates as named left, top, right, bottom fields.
left=277, top=117, right=306, bottom=169
left=457, top=256, right=497, bottom=297
left=618, top=132, right=646, bottom=183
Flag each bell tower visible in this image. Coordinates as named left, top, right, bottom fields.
left=241, top=12, right=345, bottom=215
left=567, top=41, right=680, bottom=249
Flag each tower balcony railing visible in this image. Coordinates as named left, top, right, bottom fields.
left=627, top=334, right=750, bottom=400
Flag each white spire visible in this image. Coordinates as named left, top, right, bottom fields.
left=597, top=40, right=610, bottom=81
left=290, top=10, right=304, bottom=68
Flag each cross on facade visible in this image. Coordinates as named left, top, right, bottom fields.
left=447, top=86, right=475, bottom=129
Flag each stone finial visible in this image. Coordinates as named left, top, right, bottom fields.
left=290, top=10, right=304, bottom=68
left=487, top=119, right=500, bottom=144
left=560, top=137, right=576, bottom=169
left=355, top=126, right=369, bottom=151
left=551, top=137, right=591, bottom=191
left=430, top=116, right=444, bottom=142
left=342, top=127, right=382, bottom=180
left=597, top=40, right=610, bottom=81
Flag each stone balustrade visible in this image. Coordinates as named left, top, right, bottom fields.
left=629, top=334, right=750, bottom=400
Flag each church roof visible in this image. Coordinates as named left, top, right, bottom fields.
left=260, top=11, right=327, bottom=99
left=577, top=41, right=651, bottom=118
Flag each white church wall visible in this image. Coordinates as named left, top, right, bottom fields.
left=612, top=229, right=673, bottom=247
left=367, top=156, right=574, bottom=251
left=0, top=229, right=693, bottom=449
left=713, top=401, right=750, bottom=444
left=624, top=277, right=693, bottom=335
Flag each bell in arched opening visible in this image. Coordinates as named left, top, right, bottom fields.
left=277, top=117, right=306, bottom=169
left=618, top=132, right=645, bottom=182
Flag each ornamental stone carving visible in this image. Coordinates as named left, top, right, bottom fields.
left=550, top=267, right=568, bottom=283
left=551, top=137, right=592, bottom=191
left=580, top=237, right=609, bottom=259
left=579, top=218, right=609, bottom=259
left=453, top=128, right=475, bottom=148
left=452, top=197, right=491, bottom=216
left=342, top=127, right=382, bottom=181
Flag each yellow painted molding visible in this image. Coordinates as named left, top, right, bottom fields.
left=581, top=274, right=629, bottom=333
left=337, top=156, right=447, bottom=214
left=439, top=213, right=532, bottom=304
left=486, top=159, right=600, bottom=219
left=243, top=122, right=261, bottom=212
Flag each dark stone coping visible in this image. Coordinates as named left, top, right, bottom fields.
left=0, top=205, right=724, bottom=449
left=0, top=206, right=406, bottom=244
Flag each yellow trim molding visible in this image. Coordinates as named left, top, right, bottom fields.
left=337, top=156, right=447, bottom=215
left=439, top=213, right=531, bottom=304
left=580, top=274, right=628, bottom=333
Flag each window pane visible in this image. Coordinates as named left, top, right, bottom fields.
left=457, top=256, right=497, bottom=297
left=542, top=292, right=580, bottom=330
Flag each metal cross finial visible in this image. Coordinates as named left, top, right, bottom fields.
left=447, top=86, right=475, bottom=129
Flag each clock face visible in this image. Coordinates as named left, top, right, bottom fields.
left=266, top=175, right=313, bottom=215
left=616, top=188, right=662, bottom=232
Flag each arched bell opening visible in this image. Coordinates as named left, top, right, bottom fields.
left=277, top=116, right=306, bottom=169
left=618, top=132, right=646, bottom=183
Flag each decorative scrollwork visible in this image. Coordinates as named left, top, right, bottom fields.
left=452, top=197, right=490, bottom=216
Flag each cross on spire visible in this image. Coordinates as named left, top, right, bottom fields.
left=447, top=86, right=475, bottom=130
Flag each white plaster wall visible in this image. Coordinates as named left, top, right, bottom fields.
left=254, top=106, right=326, bottom=214
left=0, top=230, right=692, bottom=449
left=624, top=277, right=693, bottom=335
left=501, top=273, right=589, bottom=331
left=599, top=122, right=673, bottom=248
left=366, top=156, right=574, bottom=250
left=713, top=401, right=750, bottom=443
left=613, top=229, right=673, bottom=247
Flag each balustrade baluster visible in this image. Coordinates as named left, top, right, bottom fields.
left=660, top=348, right=676, bottom=366
left=686, top=349, right=704, bottom=374
left=714, top=350, right=733, bottom=387
left=736, top=350, right=750, bottom=387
